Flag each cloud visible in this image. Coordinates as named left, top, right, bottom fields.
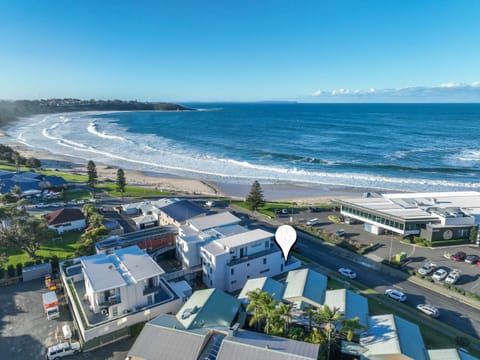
left=307, top=82, right=480, bottom=102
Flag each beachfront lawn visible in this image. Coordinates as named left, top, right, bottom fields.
left=38, top=169, right=88, bottom=182
left=63, top=189, right=92, bottom=201
left=232, top=200, right=295, bottom=218
left=1, top=231, right=83, bottom=268
left=96, top=183, right=171, bottom=197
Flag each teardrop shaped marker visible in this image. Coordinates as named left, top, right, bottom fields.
left=275, top=225, right=297, bottom=261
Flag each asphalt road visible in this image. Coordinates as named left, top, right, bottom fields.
left=236, top=210, right=480, bottom=339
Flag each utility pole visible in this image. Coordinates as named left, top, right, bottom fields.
left=389, top=231, right=394, bottom=264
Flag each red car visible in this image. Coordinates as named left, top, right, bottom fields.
left=451, top=251, right=467, bottom=262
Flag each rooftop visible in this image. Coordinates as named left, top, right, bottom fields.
left=218, top=329, right=320, bottom=360
left=81, top=254, right=127, bottom=292
left=238, top=277, right=285, bottom=304
left=161, top=199, right=207, bottom=222
left=283, top=269, right=328, bottom=308
left=45, top=208, right=85, bottom=225
left=188, top=212, right=241, bottom=231
left=324, top=289, right=369, bottom=326
left=114, top=246, right=165, bottom=282
left=428, top=348, right=478, bottom=360
left=176, top=288, right=241, bottom=330
left=216, top=228, right=273, bottom=249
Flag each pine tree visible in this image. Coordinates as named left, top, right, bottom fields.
left=87, top=160, right=98, bottom=190
left=246, top=180, right=265, bottom=211
left=116, top=168, right=126, bottom=198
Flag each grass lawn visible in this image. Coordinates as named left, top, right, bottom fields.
left=96, top=183, right=171, bottom=197
left=63, top=189, right=92, bottom=201
left=232, top=201, right=295, bottom=218
left=38, top=169, right=87, bottom=182
left=2, top=231, right=83, bottom=268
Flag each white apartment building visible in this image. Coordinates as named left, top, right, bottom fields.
left=176, top=212, right=245, bottom=269
left=200, top=228, right=300, bottom=292
left=80, top=245, right=173, bottom=320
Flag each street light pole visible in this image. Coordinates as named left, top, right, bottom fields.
left=389, top=231, right=393, bottom=264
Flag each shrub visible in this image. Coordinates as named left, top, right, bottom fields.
left=43, top=257, right=51, bottom=264
left=0, top=268, right=5, bottom=279
left=455, top=336, right=470, bottom=347
left=16, top=263, right=23, bottom=275
left=24, top=261, right=35, bottom=267
left=7, top=264, right=15, bottom=277
left=35, top=258, right=43, bottom=265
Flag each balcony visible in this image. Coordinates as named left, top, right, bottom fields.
left=143, top=285, right=163, bottom=296
left=99, top=295, right=121, bottom=306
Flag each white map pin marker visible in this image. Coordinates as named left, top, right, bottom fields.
left=275, top=225, right=297, bottom=261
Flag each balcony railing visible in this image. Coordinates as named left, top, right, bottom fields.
left=143, top=285, right=162, bottom=296
left=99, top=295, right=121, bottom=306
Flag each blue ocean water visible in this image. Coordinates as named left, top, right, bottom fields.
left=9, top=103, right=480, bottom=191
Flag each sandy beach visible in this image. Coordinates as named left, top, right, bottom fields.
left=2, top=128, right=365, bottom=203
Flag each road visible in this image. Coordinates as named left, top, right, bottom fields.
left=235, top=209, right=480, bottom=339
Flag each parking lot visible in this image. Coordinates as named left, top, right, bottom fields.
left=276, top=207, right=480, bottom=296
left=0, top=280, right=133, bottom=360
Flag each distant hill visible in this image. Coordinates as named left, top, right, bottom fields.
left=0, top=99, right=193, bottom=128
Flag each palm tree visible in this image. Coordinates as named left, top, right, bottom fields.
left=340, top=316, right=366, bottom=342
left=315, top=305, right=344, bottom=360
left=276, top=303, right=292, bottom=336
left=246, top=289, right=266, bottom=331
left=303, top=305, right=316, bottom=331
left=260, top=292, right=277, bottom=335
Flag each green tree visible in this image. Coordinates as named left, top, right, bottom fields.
left=87, top=160, right=98, bottom=190
left=11, top=185, right=22, bottom=196
left=26, top=157, right=41, bottom=168
left=247, top=289, right=267, bottom=331
left=116, top=168, right=126, bottom=198
left=315, top=305, right=344, bottom=360
left=12, top=151, right=22, bottom=172
left=340, top=316, right=366, bottom=342
left=303, top=306, right=316, bottom=331
left=0, top=216, right=54, bottom=258
left=275, top=303, right=292, bottom=336
left=246, top=289, right=278, bottom=334
left=245, top=180, right=265, bottom=211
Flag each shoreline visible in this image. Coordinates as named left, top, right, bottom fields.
left=1, top=114, right=379, bottom=203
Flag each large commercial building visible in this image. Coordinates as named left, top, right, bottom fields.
left=336, top=191, right=480, bottom=242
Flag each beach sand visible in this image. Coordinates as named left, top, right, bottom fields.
left=5, top=136, right=365, bottom=203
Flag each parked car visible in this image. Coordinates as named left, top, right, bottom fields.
left=432, top=268, right=448, bottom=281
left=418, top=262, right=436, bottom=276
left=306, top=218, right=319, bottom=226
left=338, top=267, right=357, bottom=279
left=465, top=255, right=479, bottom=264
left=385, top=289, right=407, bottom=302
left=445, top=270, right=461, bottom=285
left=416, top=304, right=440, bottom=318
left=46, top=341, right=81, bottom=360
left=335, top=229, right=345, bottom=237
left=451, top=251, right=467, bottom=262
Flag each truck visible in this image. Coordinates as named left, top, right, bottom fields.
left=43, top=291, right=60, bottom=320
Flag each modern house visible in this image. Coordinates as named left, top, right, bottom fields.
left=61, top=245, right=185, bottom=344
left=324, top=289, right=369, bottom=328
left=336, top=191, right=480, bottom=242
left=176, top=211, right=246, bottom=269
left=127, top=289, right=320, bottom=360
left=45, top=208, right=86, bottom=234
left=283, top=268, right=328, bottom=309
left=200, top=228, right=301, bottom=292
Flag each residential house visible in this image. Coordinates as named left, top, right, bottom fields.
left=45, top=208, right=86, bottom=234
left=159, top=199, right=207, bottom=227
left=201, top=228, right=300, bottom=292
left=176, top=211, right=246, bottom=269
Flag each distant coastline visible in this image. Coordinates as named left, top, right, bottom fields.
left=0, top=98, right=192, bottom=128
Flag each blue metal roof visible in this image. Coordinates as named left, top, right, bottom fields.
left=162, top=200, right=207, bottom=222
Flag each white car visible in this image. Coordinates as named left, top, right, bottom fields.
left=306, top=218, right=318, bottom=226
left=445, top=270, right=460, bottom=285
left=432, top=268, right=448, bottom=281
left=46, top=341, right=81, bottom=360
left=385, top=289, right=407, bottom=302
left=416, top=304, right=440, bottom=318
left=338, top=267, right=357, bottom=279
left=418, top=262, right=436, bottom=276
left=335, top=229, right=345, bottom=237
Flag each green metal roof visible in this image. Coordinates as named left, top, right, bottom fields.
left=283, top=269, right=327, bottom=307
left=177, top=288, right=241, bottom=330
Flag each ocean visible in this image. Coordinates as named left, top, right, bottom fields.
left=7, top=103, right=480, bottom=192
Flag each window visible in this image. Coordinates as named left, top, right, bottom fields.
left=247, top=263, right=250, bottom=267
left=265, top=240, right=269, bottom=248
left=281, top=264, right=284, bottom=272
left=263, top=258, right=267, bottom=265
left=231, top=280, right=237, bottom=284
left=231, top=268, right=234, bottom=275
left=259, top=268, right=270, bottom=274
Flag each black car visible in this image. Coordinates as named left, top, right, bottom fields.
left=465, top=254, right=479, bottom=264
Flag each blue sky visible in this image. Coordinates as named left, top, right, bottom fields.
left=1, top=1, right=479, bottom=102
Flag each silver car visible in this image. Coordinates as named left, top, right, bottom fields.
left=416, top=304, right=440, bottom=318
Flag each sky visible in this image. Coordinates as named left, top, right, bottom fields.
left=1, top=1, right=480, bottom=102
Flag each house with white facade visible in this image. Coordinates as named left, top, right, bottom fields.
left=62, top=245, right=186, bottom=344
left=45, top=208, right=86, bottom=234
left=201, top=228, right=300, bottom=292
left=176, top=212, right=246, bottom=269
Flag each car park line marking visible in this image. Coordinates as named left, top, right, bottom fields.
left=393, top=285, right=404, bottom=290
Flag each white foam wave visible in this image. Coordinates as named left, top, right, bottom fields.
left=7, top=111, right=480, bottom=193
left=87, top=121, right=126, bottom=141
